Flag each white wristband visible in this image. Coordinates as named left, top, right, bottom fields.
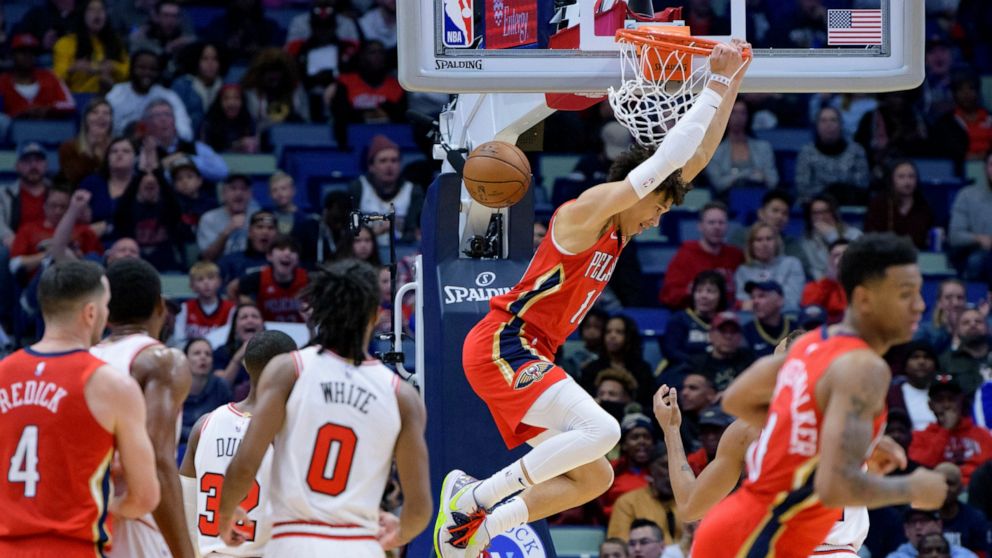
left=708, top=73, right=732, bottom=87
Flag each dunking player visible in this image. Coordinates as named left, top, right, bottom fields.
left=180, top=330, right=297, bottom=557
left=655, top=330, right=909, bottom=557
left=91, top=258, right=196, bottom=558
left=0, top=261, right=160, bottom=557
left=216, top=260, right=432, bottom=557
left=692, top=233, right=948, bottom=558
left=435, top=42, right=751, bottom=558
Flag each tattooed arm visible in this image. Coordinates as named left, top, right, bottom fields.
left=815, top=350, right=947, bottom=509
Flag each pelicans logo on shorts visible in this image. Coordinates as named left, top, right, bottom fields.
left=513, top=362, right=554, bottom=390
left=443, top=0, right=474, bottom=48
left=489, top=524, right=547, bottom=557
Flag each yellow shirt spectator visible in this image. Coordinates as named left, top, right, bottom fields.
left=54, top=33, right=130, bottom=94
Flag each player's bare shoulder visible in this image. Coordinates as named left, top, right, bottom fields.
left=131, top=345, right=192, bottom=392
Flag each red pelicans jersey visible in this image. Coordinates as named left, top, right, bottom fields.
left=0, top=348, right=114, bottom=557
left=257, top=267, right=307, bottom=323
left=463, top=203, right=624, bottom=448
left=692, top=328, right=888, bottom=558
left=182, top=298, right=235, bottom=340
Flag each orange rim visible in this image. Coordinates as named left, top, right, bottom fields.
left=615, top=29, right=752, bottom=58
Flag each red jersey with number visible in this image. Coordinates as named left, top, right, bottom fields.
left=487, top=202, right=624, bottom=357
left=693, top=328, right=888, bottom=558
left=257, top=267, right=308, bottom=323
left=0, top=348, right=114, bottom=555
left=183, top=298, right=236, bottom=339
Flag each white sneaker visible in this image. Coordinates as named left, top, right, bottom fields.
left=433, top=469, right=484, bottom=558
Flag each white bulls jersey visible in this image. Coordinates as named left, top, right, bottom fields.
left=194, top=403, right=273, bottom=557
left=268, top=346, right=401, bottom=542
left=91, top=333, right=174, bottom=558
left=812, top=507, right=869, bottom=556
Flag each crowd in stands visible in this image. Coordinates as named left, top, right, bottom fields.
left=0, top=0, right=991, bottom=556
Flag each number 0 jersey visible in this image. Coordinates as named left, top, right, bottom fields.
left=0, top=348, right=114, bottom=554
left=268, top=346, right=401, bottom=541
left=194, top=403, right=272, bottom=557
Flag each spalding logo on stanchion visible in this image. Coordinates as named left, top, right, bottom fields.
left=488, top=524, right=547, bottom=558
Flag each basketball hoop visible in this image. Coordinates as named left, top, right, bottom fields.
left=608, top=29, right=744, bottom=147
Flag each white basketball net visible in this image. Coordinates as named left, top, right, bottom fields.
left=608, top=37, right=713, bottom=148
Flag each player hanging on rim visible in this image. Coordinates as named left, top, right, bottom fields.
left=653, top=330, right=909, bottom=557
left=692, top=233, right=948, bottom=558
left=216, top=259, right=433, bottom=557
left=435, top=40, right=751, bottom=558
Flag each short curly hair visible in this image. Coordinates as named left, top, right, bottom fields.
left=607, top=145, right=691, bottom=206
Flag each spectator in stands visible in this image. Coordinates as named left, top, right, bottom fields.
left=217, top=210, right=276, bottom=286
left=267, top=172, right=308, bottom=236
left=931, top=70, right=992, bottom=167
left=800, top=193, right=862, bottom=280
left=562, top=308, right=608, bottom=378
left=241, top=48, right=310, bottom=134
left=214, top=302, right=264, bottom=400
left=954, top=0, right=992, bottom=74
left=884, top=408, right=919, bottom=474
left=104, top=237, right=140, bottom=264
left=169, top=155, right=217, bottom=239
left=603, top=412, right=656, bottom=517
left=671, top=311, right=754, bottom=394
left=581, top=314, right=654, bottom=409
left=52, top=0, right=128, bottom=94
left=533, top=221, right=548, bottom=252
left=939, top=308, right=991, bottom=396
left=808, top=93, right=878, bottom=140
left=864, top=159, right=936, bottom=249
left=286, top=0, right=362, bottom=54
left=855, top=90, right=931, bottom=186
left=800, top=238, right=847, bottom=322
left=292, top=1, right=362, bottom=124
left=10, top=187, right=102, bottom=282
left=337, top=224, right=382, bottom=266
left=771, top=0, right=827, bottom=49
left=686, top=406, right=733, bottom=475
left=331, top=40, right=407, bottom=143
left=179, top=338, right=232, bottom=445
left=704, top=100, right=778, bottom=195
left=920, top=33, right=957, bottom=125
left=0, top=142, right=51, bottom=239
left=935, top=462, right=992, bottom=557
left=78, top=136, right=135, bottom=239
left=294, top=190, right=352, bottom=266
left=742, top=280, right=795, bottom=358
left=106, top=50, right=191, bottom=138
left=0, top=34, right=76, bottom=120
left=200, top=84, right=258, bottom=154
left=599, top=538, right=630, bottom=558
left=197, top=175, right=262, bottom=261
left=15, top=0, right=79, bottom=51
left=359, top=0, right=397, bottom=50
left=795, top=106, right=870, bottom=204
left=139, top=97, right=230, bottom=184
left=917, top=279, right=968, bottom=354
left=205, top=0, right=282, bottom=64
left=574, top=122, right=635, bottom=184
left=917, top=534, right=953, bottom=558
left=625, top=519, right=667, bottom=558
left=608, top=448, right=681, bottom=545
left=887, top=509, right=978, bottom=558
left=233, top=235, right=308, bottom=323
left=659, top=202, right=744, bottom=308
left=949, top=151, right=992, bottom=280
left=660, top=270, right=728, bottom=368
left=887, top=341, right=940, bottom=432
left=968, top=462, right=992, bottom=527
left=910, top=375, right=992, bottom=486
left=733, top=222, right=804, bottom=311
left=731, top=189, right=805, bottom=262
left=112, top=170, right=184, bottom=270
left=59, top=97, right=112, bottom=185
left=172, top=42, right=226, bottom=135
left=171, top=261, right=235, bottom=349
left=127, top=0, right=194, bottom=60
left=671, top=372, right=716, bottom=456
left=350, top=135, right=424, bottom=246
left=594, top=367, right=637, bottom=422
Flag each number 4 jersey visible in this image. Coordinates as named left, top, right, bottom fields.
left=194, top=403, right=272, bottom=557
left=268, top=346, right=401, bottom=541
left=0, top=348, right=114, bottom=556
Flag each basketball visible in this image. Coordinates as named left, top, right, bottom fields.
left=463, top=141, right=531, bottom=208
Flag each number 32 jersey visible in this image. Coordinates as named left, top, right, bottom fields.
left=268, top=346, right=401, bottom=541
left=194, top=403, right=272, bottom=557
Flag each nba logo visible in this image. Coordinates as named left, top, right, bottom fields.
left=443, top=0, right=474, bottom=48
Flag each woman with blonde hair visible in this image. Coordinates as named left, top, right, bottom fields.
left=733, top=220, right=805, bottom=311
left=58, top=97, right=113, bottom=184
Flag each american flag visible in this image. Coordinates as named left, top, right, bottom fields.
left=827, top=9, right=882, bottom=45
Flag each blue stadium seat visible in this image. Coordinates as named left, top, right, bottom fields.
left=346, top=123, right=416, bottom=151
left=756, top=128, right=810, bottom=153
left=186, top=6, right=225, bottom=35
left=549, top=526, right=605, bottom=558
left=728, top=185, right=766, bottom=222
left=551, top=177, right=590, bottom=208
left=282, top=148, right=359, bottom=208
left=678, top=219, right=700, bottom=243
left=72, top=93, right=95, bottom=112
left=268, top=8, right=304, bottom=34
left=625, top=307, right=671, bottom=338
left=636, top=243, right=679, bottom=275
left=914, top=158, right=958, bottom=183
left=10, top=119, right=77, bottom=147
left=919, top=181, right=966, bottom=228
left=269, top=123, right=336, bottom=159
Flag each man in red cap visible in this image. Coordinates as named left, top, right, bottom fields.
left=347, top=134, right=423, bottom=246
left=0, top=34, right=76, bottom=119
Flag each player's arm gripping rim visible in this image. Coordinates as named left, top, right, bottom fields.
left=815, top=350, right=947, bottom=510
left=134, top=346, right=196, bottom=558
left=655, top=385, right=757, bottom=521
left=217, top=353, right=298, bottom=547
left=178, top=413, right=209, bottom=558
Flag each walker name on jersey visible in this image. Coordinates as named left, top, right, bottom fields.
left=583, top=251, right=618, bottom=283
left=775, top=359, right=818, bottom=457
left=0, top=380, right=68, bottom=414
left=321, top=381, right=377, bottom=414
left=443, top=286, right=512, bottom=305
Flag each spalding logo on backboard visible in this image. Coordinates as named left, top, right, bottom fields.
left=488, top=524, right=548, bottom=557
left=443, top=0, right=474, bottom=48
